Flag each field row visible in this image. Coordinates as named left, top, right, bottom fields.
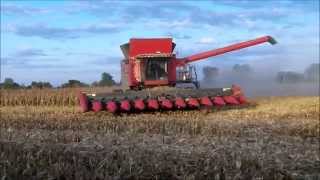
left=1, top=96, right=319, bottom=138
left=0, top=87, right=116, bottom=106
left=1, top=132, right=319, bottom=179
left=1, top=96, right=319, bottom=179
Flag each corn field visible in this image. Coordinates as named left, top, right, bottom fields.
left=0, top=89, right=319, bottom=179
left=0, top=87, right=115, bottom=106
left=0, top=88, right=77, bottom=106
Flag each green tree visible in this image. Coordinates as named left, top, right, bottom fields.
left=99, top=72, right=115, bottom=86
left=91, top=81, right=99, bottom=87
left=0, top=78, right=20, bottom=89
left=61, top=80, right=88, bottom=88
left=232, top=64, right=253, bottom=74
left=29, top=81, right=53, bottom=89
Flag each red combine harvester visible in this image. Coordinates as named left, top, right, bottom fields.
left=79, top=36, right=276, bottom=113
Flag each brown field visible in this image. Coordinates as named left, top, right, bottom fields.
left=0, top=87, right=116, bottom=106
left=0, top=89, right=319, bottom=180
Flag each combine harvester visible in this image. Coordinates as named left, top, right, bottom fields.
left=79, top=36, right=276, bottom=113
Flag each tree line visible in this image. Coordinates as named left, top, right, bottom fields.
left=0, top=72, right=116, bottom=89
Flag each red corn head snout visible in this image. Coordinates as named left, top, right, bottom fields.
left=231, top=84, right=243, bottom=97
left=106, top=101, right=118, bottom=113
left=187, top=98, right=200, bottom=108
left=147, top=99, right=159, bottom=110
left=231, top=84, right=247, bottom=104
left=223, top=96, right=239, bottom=105
left=92, top=100, right=103, bottom=112
left=200, top=96, right=213, bottom=107
left=120, top=99, right=131, bottom=112
left=237, top=95, right=247, bottom=104
left=160, top=98, right=173, bottom=110
left=134, top=99, right=145, bottom=111
left=78, top=93, right=90, bottom=112
left=174, top=97, right=186, bottom=109
left=212, top=97, right=226, bottom=106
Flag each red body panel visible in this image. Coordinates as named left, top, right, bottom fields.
left=144, top=80, right=169, bottom=86
left=168, top=60, right=177, bottom=85
left=129, top=38, right=173, bottom=57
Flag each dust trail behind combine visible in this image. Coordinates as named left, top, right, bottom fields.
left=201, top=70, right=319, bottom=97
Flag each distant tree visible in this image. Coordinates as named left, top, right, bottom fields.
left=232, top=64, right=253, bottom=74
left=61, top=80, right=89, bottom=88
left=276, top=71, right=304, bottom=83
left=29, top=81, right=53, bottom=89
left=91, top=81, right=99, bottom=87
left=304, top=63, right=319, bottom=82
left=98, top=72, right=115, bottom=86
left=202, top=66, right=219, bottom=81
left=0, top=78, right=20, bottom=89
left=20, top=84, right=27, bottom=89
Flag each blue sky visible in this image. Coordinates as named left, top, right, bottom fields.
left=1, top=0, right=319, bottom=86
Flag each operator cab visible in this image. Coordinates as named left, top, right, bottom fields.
left=136, top=54, right=171, bottom=88
left=120, top=38, right=198, bottom=90
left=144, top=57, right=168, bottom=80
left=120, top=38, right=174, bottom=89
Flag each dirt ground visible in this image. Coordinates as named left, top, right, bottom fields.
left=0, top=96, right=319, bottom=180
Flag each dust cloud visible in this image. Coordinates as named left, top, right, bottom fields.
left=200, top=67, right=319, bottom=97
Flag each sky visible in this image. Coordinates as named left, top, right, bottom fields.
left=1, top=0, right=319, bottom=86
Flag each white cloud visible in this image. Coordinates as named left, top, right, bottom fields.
left=144, top=19, right=192, bottom=29
left=198, top=37, right=215, bottom=44
left=1, top=4, right=50, bottom=15
left=9, top=23, right=123, bottom=40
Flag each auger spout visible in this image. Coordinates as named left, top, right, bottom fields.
left=176, top=36, right=276, bottom=66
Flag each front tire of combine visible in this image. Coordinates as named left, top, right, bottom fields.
left=78, top=92, right=90, bottom=112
